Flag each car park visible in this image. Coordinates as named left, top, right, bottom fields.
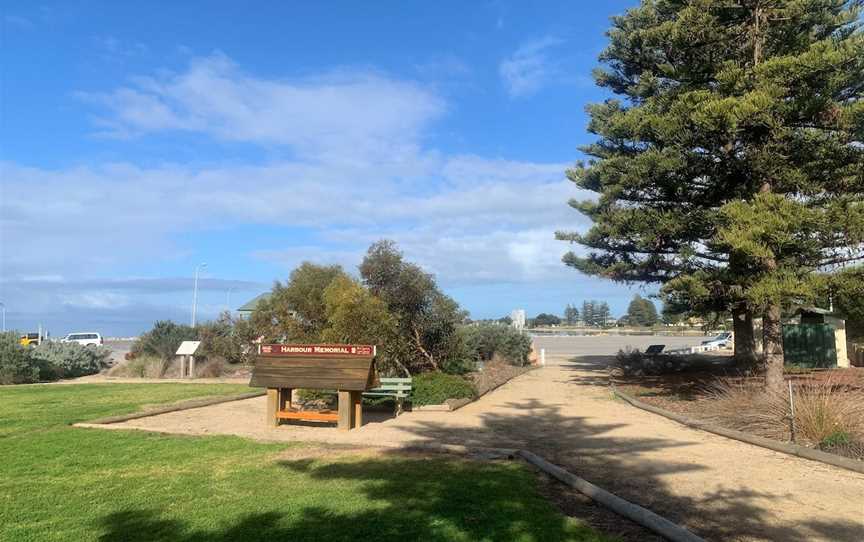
left=62, top=332, right=103, bottom=346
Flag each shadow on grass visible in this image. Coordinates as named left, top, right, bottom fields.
left=97, top=455, right=607, bottom=542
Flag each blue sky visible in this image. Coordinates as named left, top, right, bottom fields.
left=1, top=0, right=646, bottom=336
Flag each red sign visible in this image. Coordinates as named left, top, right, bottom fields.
left=259, top=344, right=376, bottom=357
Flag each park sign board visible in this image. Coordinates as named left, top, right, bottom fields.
left=250, top=343, right=379, bottom=392
left=259, top=344, right=375, bottom=357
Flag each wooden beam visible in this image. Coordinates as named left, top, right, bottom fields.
left=338, top=390, right=353, bottom=430
left=352, top=391, right=362, bottom=428
left=266, top=388, right=279, bottom=427
left=276, top=410, right=338, bottom=422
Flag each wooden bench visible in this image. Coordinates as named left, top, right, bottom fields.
left=645, top=344, right=665, bottom=357
left=363, top=377, right=412, bottom=415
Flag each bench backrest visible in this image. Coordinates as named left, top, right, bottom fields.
left=369, top=377, right=412, bottom=392
left=645, top=344, right=665, bottom=355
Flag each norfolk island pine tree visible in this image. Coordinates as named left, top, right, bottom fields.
left=557, top=0, right=864, bottom=390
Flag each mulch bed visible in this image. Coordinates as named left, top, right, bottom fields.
left=615, top=364, right=864, bottom=460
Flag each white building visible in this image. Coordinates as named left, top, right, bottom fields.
left=510, top=309, right=526, bottom=330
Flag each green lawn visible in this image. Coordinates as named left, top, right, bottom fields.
left=0, top=383, right=614, bottom=542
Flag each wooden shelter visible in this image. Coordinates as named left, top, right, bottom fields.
left=249, top=344, right=378, bottom=430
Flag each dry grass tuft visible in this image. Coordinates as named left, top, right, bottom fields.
left=705, top=372, right=864, bottom=457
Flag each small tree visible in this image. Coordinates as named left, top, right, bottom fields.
left=251, top=262, right=347, bottom=342
left=360, top=240, right=466, bottom=372
left=534, top=313, right=562, bottom=326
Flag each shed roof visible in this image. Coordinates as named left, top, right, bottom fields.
left=237, top=292, right=271, bottom=312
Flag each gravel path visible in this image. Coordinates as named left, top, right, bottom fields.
left=107, top=336, right=864, bottom=541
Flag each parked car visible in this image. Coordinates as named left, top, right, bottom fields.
left=701, top=331, right=732, bottom=348
left=62, top=332, right=103, bottom=347
left=19, top=333, right=41, bottom=347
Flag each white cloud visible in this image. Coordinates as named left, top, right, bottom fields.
left=80, top=53, right=445, bottom=160
left=499, top=36, right=565, bottom=97
left=0, top=54, right=598, bottom=333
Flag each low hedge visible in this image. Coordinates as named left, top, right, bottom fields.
left=411, top=372, right=476, bottom=406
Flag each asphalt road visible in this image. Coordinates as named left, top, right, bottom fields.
left=530, top=334, right=711, bottom=361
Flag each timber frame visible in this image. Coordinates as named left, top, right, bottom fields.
left=250, top=344, right=377, bottom=431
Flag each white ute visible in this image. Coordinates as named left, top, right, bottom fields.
left=62, top=332, right=103, bottom=346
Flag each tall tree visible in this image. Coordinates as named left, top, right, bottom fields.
left=626, top=295, right=659, bottom=327
left=581, top=300, right=596, bottom=327
left=558, top=0, right=864, bottom=389
left=360, top=240, right=466, bottom=372
left=564, top=304, right=580, bottom=325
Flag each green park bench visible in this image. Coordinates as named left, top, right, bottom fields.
left=363, top=377, right=412, bottom=415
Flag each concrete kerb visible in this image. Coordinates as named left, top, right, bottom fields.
left=612, top=385, right=864, bottom=475
left=518, top=449, right=705, bottom=542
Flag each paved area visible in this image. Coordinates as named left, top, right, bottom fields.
left=105, top=335, right=864, bottom=541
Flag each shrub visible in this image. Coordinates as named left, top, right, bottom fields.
left=107, top=355, right=170, bottom=378
left=459, top=325, right=531, bottom=367
left=411, top=372, right=475, bottom=406
left=132, top=321, right=197, bottom=360
left=610, top=347, right=694, bottom=376
left=296, top=389, right=336, bottom=409
left=706, top=373, right=864, bottom=455
left=0, top=331, right=40, bottom=384
left=32, top=342, right=110, bottom=378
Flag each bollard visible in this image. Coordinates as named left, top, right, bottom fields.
left=540, top=348, right=546, bottom=366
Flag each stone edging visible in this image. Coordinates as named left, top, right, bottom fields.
left=81, top=390, right=266, bottom=425
left=612, top=385, right=864, bottom=475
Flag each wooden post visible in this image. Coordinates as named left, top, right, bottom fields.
left=278, top=387, right=292, bottom=412
left=352, top=391, right=362, bottom=428
left=179, top=356, right=186, bottom=378
left=266, top=388, right=279, bottom=427
left=189, top=355, right=196, bottom=378
left=338, top=390, right=353, bottom=430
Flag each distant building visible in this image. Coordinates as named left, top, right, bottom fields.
left=236, top=292, right=272, bottom=318
left=510, top=309, right=526, bottom=330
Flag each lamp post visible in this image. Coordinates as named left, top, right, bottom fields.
left=226, top=287, right=235, bottom=314
left=0, top=302, right=5, bottom=332
left=191, top=263, right=207, bottom=327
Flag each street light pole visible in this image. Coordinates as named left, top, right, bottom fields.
left=226, top=287, right=235, bottom=314
left=191, top=263, right=207, bottom=327
left=0, top=302, right=5, bottom=332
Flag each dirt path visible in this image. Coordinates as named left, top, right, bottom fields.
left=107, top=345, right=863, bottom=541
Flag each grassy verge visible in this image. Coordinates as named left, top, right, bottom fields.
left=0, top=383, right=614, bottom=542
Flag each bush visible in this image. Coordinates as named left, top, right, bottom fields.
left=610, top=347, right=694, bottom=376
left=411, top=372, right=475, bottom=406
left=458, top=325, right=531, bottom=367
left=32, top=342, right=110, bottom=378
left=132, top=321, right=197, bottom=360
left=706, top=373, right=864, bottom=457
left=0, top=331, right=40, bottom=384
left=107, top=355, right=170, bottom=378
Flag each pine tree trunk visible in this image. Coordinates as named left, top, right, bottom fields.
left=762, top=303, right=784, bottom=392
left=732, top=305, right=757, bottom=366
